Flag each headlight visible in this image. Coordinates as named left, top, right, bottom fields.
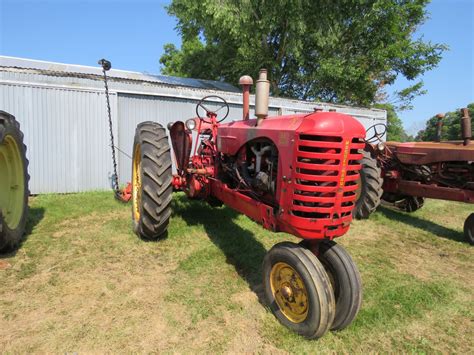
left=185, top=118, right=196, bottom=130
left=377, top=142, right=385, bottom=151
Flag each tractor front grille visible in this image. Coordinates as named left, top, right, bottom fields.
left=292, top=134, right=364, bottom=220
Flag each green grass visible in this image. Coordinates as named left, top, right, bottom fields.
left=0, top=191, right=472, bottom=353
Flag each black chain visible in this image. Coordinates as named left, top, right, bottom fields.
left=99, top=60, right=121, bottom=200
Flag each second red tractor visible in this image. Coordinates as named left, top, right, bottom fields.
left=355, top=108, right=474, bottom=244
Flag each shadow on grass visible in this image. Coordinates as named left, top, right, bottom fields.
left=378, top=206, right=464, bottom=243
left=171, top=196, right=267, bottom=303
left=0, top=206, right=45, bottom=257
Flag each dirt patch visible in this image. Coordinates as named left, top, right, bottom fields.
left=0, top=265, right=174, bottom=352
left=397, top=311, right=473, bottom=353
left=231, top=289, right=260, bottom=308
left=222, top=290, right=267, bottom=353
left=56, top=211, right=126, bottom=228
left=0, top=260, right=11, bottom=270
left=388, top=238, right=474, bottom=285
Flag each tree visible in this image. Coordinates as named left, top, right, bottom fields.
left=160, top=0, right=446, bottom=107
left=416, top=103, right=474, bottom=141
left=375, top=103, right=410, bottom=142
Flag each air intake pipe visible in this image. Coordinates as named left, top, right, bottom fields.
left=239, top=75, right=253, bottom=121
left=255, top=69, right=270, bottom=126
left=435, top=113, right=444, bottom=142
left=461, top=108, right=472, bottom=146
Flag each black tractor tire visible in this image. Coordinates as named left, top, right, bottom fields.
left=396, top=196, right=425, bottom=213
left=263, top=242, right=335, bottom=339
left=316, top=240, right=362, bottom=331
left=131, top=121, right=172, bottom=240
left=0, top=111, right=29, bottom=252
left=464, top=213, right=474, bottom=245
left=353, top=150, right=383, bottom=219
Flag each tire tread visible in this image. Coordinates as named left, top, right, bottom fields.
left=133, top=121, right=172, bottom=240
left=354, top=150, right=383, bottom=219
left=0, top=111, right=30, bottom=252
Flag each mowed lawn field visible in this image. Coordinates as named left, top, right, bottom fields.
left=0, top=192, right=472, bottom=353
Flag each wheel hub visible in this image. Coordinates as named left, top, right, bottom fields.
left=270, top=262, right=309, bottom=323
left=280, top=284, right=293, bottom=299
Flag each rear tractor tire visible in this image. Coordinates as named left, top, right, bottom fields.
left=131, top=121, right=173, bottom=240
left=0, top=111, right=29, bottom=252
left=464, top=213, right=474, bottom=245
left=353, top=150, right=383, bottom=219
left=263, top=242, right=335, bottom=339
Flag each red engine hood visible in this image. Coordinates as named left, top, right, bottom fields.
left=217, top=112, right=365, bottom=155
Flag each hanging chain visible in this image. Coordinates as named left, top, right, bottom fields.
left=99, top=59, right=122, bottom=200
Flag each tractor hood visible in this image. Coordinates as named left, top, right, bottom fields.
left=217, top=111, right=365, bottom=155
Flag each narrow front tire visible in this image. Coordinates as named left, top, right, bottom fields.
left=263, top=242, right=335, bottom=339
left=317, top=240, right=362, bottom=330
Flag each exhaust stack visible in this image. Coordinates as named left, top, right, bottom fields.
left=435, top=113, right=444, bottom=142
left=255, top=69, right=270, bottom=126
left=461, top=108, right=472, bottom=145
left=239, top=75, right=253, bottom=121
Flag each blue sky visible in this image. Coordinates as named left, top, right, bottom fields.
left=1, top=0, right=472, bottom=134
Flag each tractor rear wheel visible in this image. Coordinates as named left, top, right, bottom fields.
left=0, top=111, right=29, bottom=252
left=353, top=150, right=383, bottom=219
left=464, top=213, right=474, bottom=245
left=263, top=242, right=335, bottom=339
left=131, top=121, right=172, bottom=240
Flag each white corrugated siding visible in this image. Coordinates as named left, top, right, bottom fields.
left=0, top=83, right=117, bottom=193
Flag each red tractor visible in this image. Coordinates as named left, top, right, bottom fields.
left=355, top=108, right=474, bottom=244
left=130, top=70, right=365, bottom=338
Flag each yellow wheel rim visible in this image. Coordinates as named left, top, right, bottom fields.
left=132, top=143, right=142, bottom=221
left=270, top=262, right=309, bottom=323
left=0, top=135, right=25, bottom=230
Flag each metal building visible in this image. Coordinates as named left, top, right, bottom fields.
left=0, top=56, right=386, bottom=194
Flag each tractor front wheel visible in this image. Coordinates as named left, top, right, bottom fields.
left=314, top=240, right=362, bottom=330
left=131, top=121, right=172, bottom=240
left=464, top=213, right=474, bottom=245
left=263, top=242, right=335, bottom=339
left=0, top=111, right=29, bottom=252
left=395, top=196, right=425, bottom=213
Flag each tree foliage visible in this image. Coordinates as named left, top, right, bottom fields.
left=160, top=0, right=446, bottom=106
left=375, top=103, right=410, bottom=142
left=416, top=103, right=474, bottom=141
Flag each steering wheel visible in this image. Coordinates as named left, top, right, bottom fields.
left=196, top=95, right=230, bottom=124
left=365, top=123, right=387, bottom=143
